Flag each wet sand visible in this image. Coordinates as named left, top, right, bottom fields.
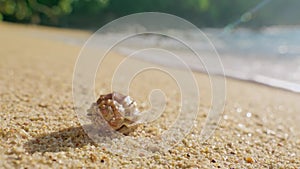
left=0, top=22, right=299, bottom=168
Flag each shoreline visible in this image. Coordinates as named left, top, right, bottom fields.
left=4, top=21, right=300, bottom=94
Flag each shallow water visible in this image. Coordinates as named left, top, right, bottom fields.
left=112, top=26, right=300, bottom=93
left=208, top=27, right=300, bottom=92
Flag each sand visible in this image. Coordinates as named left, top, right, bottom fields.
left=0, top=22, right=299, bottom=168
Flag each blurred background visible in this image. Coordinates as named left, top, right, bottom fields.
left=0, top=0, right=300, bottom=29
left=1, top=0, right=300, bottom=92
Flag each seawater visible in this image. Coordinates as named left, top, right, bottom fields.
left=112, top=26, right=300, bottom=93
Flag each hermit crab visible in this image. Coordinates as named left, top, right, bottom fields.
left=87, top=92, right=142, bottom=134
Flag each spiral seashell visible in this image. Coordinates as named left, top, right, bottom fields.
left=88, top=92, right=141, bottom=134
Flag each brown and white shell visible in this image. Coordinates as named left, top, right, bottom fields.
left=88, top=92, right=141, bottom=134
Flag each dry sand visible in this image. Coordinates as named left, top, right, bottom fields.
left=0, top=22, right=299, bottom=168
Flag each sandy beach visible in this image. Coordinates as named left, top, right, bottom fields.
left=0, top=22, right=299, bottom=168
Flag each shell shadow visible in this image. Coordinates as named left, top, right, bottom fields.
left=24, top=125, right=95, bottom=154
